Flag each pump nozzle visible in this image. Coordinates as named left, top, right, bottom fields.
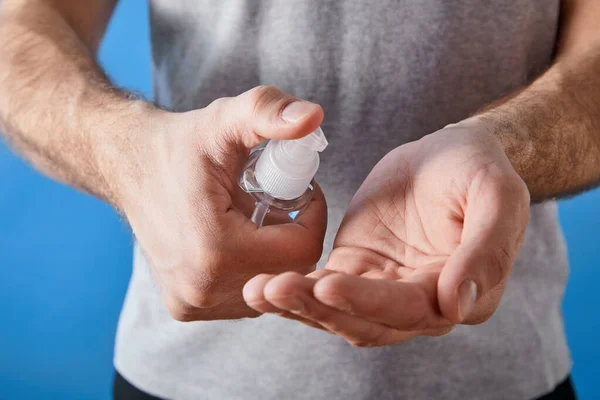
left=293, top=127, right=328, bottom=152
left=254, top=127, right=328, bottom=200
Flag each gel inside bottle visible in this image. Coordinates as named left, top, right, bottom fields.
left=238, top=127, right=328, bottom=227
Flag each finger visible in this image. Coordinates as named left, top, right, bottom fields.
left=324, top=246, right=412, bottom=277
left=187, top=86, right=323, bottom=191
left=312, top=268, right=450, bottom=331
left=277, top=311, right=330, bottom=331
left=437, top=169, right=530, bottom=324
left=306, top=269, right=337, bottom=280
left=211, top=85, right=324, bottom=150
left=243, top=273, right=283, bottom=314
left=237, top=183, right=327, bottom=273
left=243, top=274, right=327, bottom=330
left=262, top=272, right=417, bottom=347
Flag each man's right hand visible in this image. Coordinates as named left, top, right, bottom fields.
left=113, top=86, right=327, bottom=321
left=0, top=2, right=326, bottom=322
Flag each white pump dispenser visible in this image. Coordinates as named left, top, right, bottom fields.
left=239, top=127, right=328, bottom=226
left=255, top=127, right=328, bottom=200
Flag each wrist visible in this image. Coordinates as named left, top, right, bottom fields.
left=88, top=99, right=166, bottom=212
left=447, top=114, right=535, bottom=184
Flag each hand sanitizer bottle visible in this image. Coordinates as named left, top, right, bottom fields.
left=238, top=127, right=328, bottom=227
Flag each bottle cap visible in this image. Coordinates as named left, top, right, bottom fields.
left=254, top=127, right=328, bottom=200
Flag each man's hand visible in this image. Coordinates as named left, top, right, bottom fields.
left=117, top=86, right=327, bottom=321
left=243, top=120, right=530, bottom=346
left=0, top=3, right=328, bottom=322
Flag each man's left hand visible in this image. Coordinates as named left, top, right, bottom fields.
left=243, top=119, right=530, bottom=346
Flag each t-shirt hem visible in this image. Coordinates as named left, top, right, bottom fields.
left=114, top=352, right=573, bottom=400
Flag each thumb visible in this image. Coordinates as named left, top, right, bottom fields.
left=437, top=242, right=509, bottom=325
left=214, top=85, right=324, bottom=150
left=437, top=170, right=529, bottom=325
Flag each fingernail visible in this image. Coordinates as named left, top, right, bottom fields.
left=458, top=279, right=477, bottom=322
left=286, top=296, right=306, bottom=314
left=281, top=101, right=316, bottom=122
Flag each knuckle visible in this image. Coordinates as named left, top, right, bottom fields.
left=313, top=274, right=345, bottom=301
left=247, top=85, right=278, bottom=101
left=202, top=97, right=242, bottom=150
left=207, top=96, right=232, bottom=111
left=174, top=250, right=227, bottom=309
left=163, top=296, right=195, bottom=322
left=245, top=85, right=284, bottom=116
left=181, top=247, right=224, bottom=279
left=169, top=309, right=194, bottom=322
left=200, top=246, right=226, bottom=269
left=180, top=284, right=221, bottom=309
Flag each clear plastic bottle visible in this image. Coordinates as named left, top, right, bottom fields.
left=238, top=127, right=328, bottom=227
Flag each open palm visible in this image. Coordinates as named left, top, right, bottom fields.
left=244, top=120, right=530, bottom=346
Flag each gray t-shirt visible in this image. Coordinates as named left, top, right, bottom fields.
left=114, top=1, right=571, bottom=399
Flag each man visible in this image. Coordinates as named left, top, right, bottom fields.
left=0, top=0, right=597, bottom=398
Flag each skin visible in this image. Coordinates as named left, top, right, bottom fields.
left=243, top=1, right=600, bottom=345
left=0, top=0, right=328, bottom=321
left=0, top=0, right=599, bottom=344
left=244, top=123, right=529, bottom=344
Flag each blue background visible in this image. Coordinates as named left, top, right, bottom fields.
left=0, top=1, right=598, bottom=399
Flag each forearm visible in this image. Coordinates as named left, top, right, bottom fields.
left=0, top=0, right=153, bottom=208
left=475, top=1, right=600, bottom=202
left=477, top=50, right=600, bottom=201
